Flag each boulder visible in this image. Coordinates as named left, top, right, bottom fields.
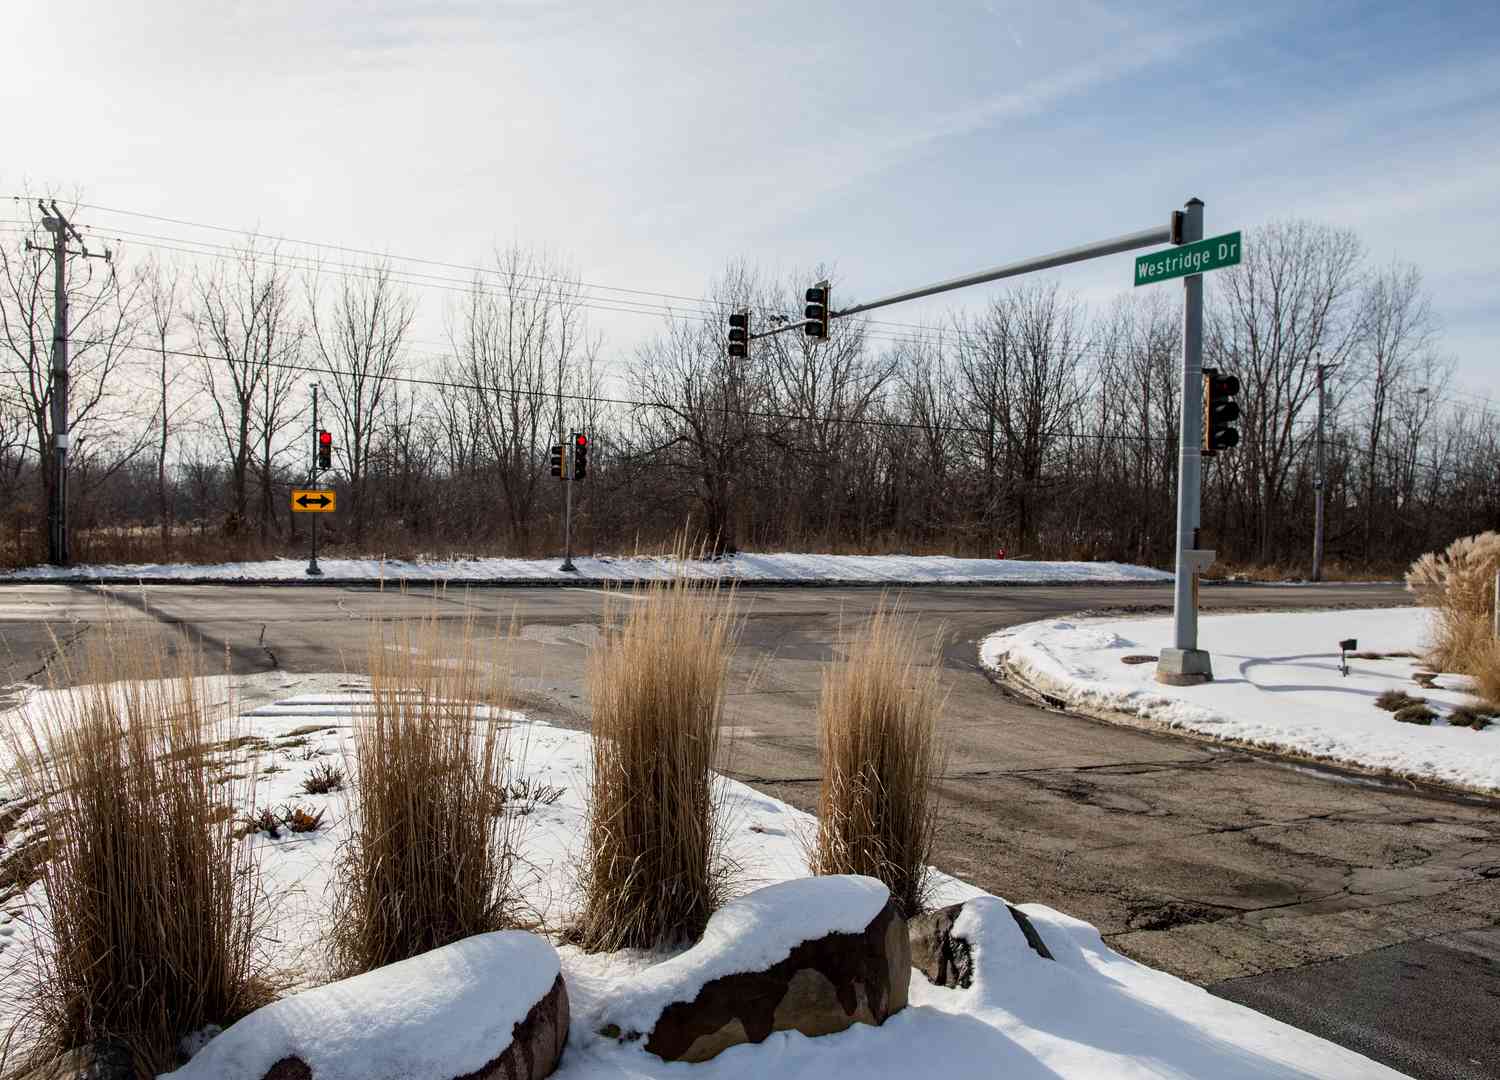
left=163, top=931, right=568, bottom=1080
left=910, top=898, right=1052, bottom=990
left=601, top=875, right=909, bottom=1063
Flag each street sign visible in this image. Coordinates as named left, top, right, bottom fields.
left=1134, top=231, right=1241, bottom=286
left=291, top=488, right=336, bottom=513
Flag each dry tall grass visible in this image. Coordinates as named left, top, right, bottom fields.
left=1406, top=532, right=1500, bottom=702
left=811, top=602, right=945, bottom=918
left=329, top=611, right=524, bottom=975
left=2, top=630, right=269, bottom=1077
left=576, top=576, right=736, bottom=952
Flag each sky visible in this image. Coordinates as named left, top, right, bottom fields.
left=2, top=0, right=1498, bottom=398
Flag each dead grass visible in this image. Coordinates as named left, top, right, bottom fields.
left=300, top=761, right=345, bottom=795
left=575, top=573, right=737, bottom=952
left=809, top=600, right=946, bottom=918
left=327, top=610, right=524, bottom=977
left=1394, top=703, right=1436, bottom=725
left=1, top=630, right=271, bottom=1077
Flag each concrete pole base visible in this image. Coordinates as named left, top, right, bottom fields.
left=1156, top=647, right=1213, bottom=686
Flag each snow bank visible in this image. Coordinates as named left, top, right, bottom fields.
left=983, top=606, right=1500, bottom=792
left=0, top=551, right=1172, bottom=587
left=163, top=931, right=558, bottom=1080
left=599, top=875, right=890, bottom=1039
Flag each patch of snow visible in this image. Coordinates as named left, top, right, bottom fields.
left=983, top=606, right=1499, bottom=792
left=596, top=875, right=890, bottom=1039
left=163, top=931, right=558, bottom=1080
left=0, top=552, right=1172, bottom=587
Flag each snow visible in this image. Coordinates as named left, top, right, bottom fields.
left=598, top=875, right=892, bottom=1039
left=163, top=931, right=558, bottom=1080
left=0, top=674, right=1405, bottom=1079
left=982, top=606, right=1499, bottom=793
left=0, top=551, right=1172, bottom=587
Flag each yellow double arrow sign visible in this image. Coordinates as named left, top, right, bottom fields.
left=291, top=488, right=336, bottom=513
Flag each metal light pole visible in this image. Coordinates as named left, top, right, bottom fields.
left=559, top=431, right=577, bottom=573
left=1156, top=198, right=1214, bottom=686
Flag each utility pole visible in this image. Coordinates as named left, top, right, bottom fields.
left=1156, top=197, right=1215, bottom=686
left=1312, top=359, right=1333, bottom=582
left=27, top=201, right=110, bottom=566
left=308, top=384, right=323, bottom=577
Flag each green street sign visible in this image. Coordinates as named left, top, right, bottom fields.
left=1134, top=231, right=1242, bottom=286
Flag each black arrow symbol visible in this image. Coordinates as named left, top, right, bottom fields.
left=295, top=493, right=332, bottom=508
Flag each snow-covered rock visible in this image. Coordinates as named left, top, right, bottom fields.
left=910, top=898, right=1053, bottom=990
left=163, top=931, right=568, bottom=1080
left=597, top=876, right=910, bottom=1063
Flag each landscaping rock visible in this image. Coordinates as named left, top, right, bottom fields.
left=603, top=876, right=909, bottom=1063
left=163, top=931, right=568, bottom=1080
left=910, top=899, right=1052, bottom=990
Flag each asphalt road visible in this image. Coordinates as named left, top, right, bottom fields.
left=1, top=580, right=1495, bottom=1078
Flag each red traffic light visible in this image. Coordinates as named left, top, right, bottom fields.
left=319, top=430, right=332, bottom=446
left=575, top=433, right=587, bottom=447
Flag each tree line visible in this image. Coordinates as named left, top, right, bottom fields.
left=1, top=196, right=1492, bottom=573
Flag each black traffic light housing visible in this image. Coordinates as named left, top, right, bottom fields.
left=727, top=310, right=750, bottom=358
left=804, top=282, right=830, bottom=339
left=1202, top=368, right=1241, bottom=455
left=549, top=442, right=565, bottom=478
left=317, top=430, right=332, bottom=470
left=572, top=432, right=589, bottom=480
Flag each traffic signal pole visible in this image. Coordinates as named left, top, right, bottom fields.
left=307, top=384, right=323, bottom=577
left=559, top=431, right=577, bottom=573
left=1156, top=198, right=1214, bottom=685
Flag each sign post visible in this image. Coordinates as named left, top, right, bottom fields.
left=308, top=386, right=322, bottom=577
left=1156, top=199, right=1215, bottom=686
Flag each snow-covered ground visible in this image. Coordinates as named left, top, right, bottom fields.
left=0, top=552, right=1172, bottom=587
left=982, top=606, right=1499, bottom=793
left=0, top=674, right=1404, bottom=1078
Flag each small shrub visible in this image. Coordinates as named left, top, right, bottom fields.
left=301, top=761, right=345, bottom=795
left=239, top=806, right=284, bottom=839
left=1447, top=705, right=1496, bottom=731
left=577, top=573, right=736, bottom=952
left=810, top=600, right=946, bottom=919
left=1375, top=689, right=1424, bottom=712
left=1394, top=704, right=1436, bottom=725
left=280, top=804, right=326, bottom=833
left=2, top=630, right=271, bottom=1074
left=491, top=777, right=564, bottom=816
left=328, top=610, right=523, bottom=977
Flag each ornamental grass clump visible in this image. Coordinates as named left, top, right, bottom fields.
left=1406, top=531, right=1500, bottom=713
left=577, top=575, right=737, bottom=952
left=811, top=601, right=946, bottom=918
left=329, top=610, right=524, bottom=976
left=2, top=629, right=270, bottom=1077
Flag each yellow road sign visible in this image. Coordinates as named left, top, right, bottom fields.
left=291, top=488, right=336, bottom=513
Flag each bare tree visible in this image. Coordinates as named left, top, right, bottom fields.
left=190, top=239, right=302, bottom=540
left=308, top=261, right=416, bottom=544
left=1353, top=262, right=1436, bottom=557
left=449, top=246, right=586, bottom=551
left=1209, top=220, right=1364, bottom=562
left=143, top=255, right=189, bottom=553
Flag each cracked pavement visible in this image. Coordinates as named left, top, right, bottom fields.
left=0, top=580, right=1494, bottom=1076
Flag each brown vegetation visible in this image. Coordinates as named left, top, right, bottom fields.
left=1, top=631, right=270, bottom=1076
left=1406, top=532, right=1500, bottom=707
left=575, top=575, right=736, bottom=951
left=328, top=611, right=523, bottom=976
left=810, top=601, right=945, bottom=918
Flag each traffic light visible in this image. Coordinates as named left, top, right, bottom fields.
left=549, top=442, right=565, bottom=478
left=727, top=311, right=750, bottom=359
left=804, top=282, right=830, bottom=339
left=573, top=432, right=589, bottom=480
left=1202, top=369, right=1241, bottom=454
left=317, top=430, right=332, bottom=470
